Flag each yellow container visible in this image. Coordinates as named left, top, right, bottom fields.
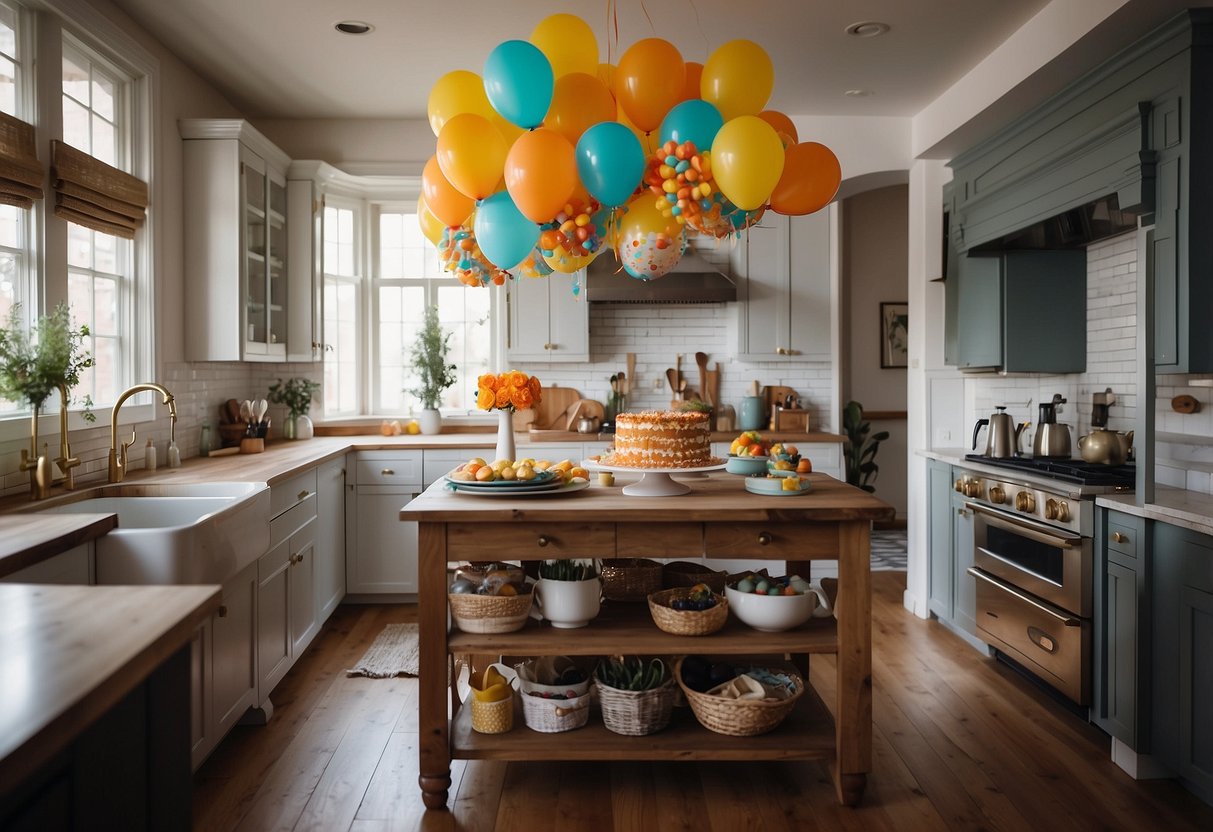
left=470, top=693, right=514, bottom=734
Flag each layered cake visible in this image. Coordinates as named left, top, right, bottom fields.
left=607, top=410, right=713, bottom=468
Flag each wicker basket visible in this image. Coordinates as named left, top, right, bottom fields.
left=662, top=561, right=727, bottom=593
left=470, top=694, right=514, bottom=734
left=600, top=558, right=664, bottom=602
left=675, top=657, right=804, bottom=736
left=448, top=591, right=533, bottom=634
left=519, top=690, right=591, bottom=732
left=647, top=587, right=728, bottom=636
left=593, top=673, right=676, bottom=736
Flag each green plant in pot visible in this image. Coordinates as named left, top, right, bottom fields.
left=595, top=656, right=667, bottom=691
left=842, top=400, right=889, bottom=493
left=407, top=305, right=456, bottom=435
left=534, top=559, right=600, bottom=629
left=267, top=377, right=320, bottom=440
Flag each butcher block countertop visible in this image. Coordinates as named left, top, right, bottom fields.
left=0, top=583, right=219, bottom=786
left=0, top=513, right=117, bottom=579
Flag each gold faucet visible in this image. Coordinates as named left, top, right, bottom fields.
left=18, top=404, right=52, bottom=500
left=108, top=382, right=177, bottom=483
left=54, top=383, right=81, bottom=491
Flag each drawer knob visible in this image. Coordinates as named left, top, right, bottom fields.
left=217, top=605, right=228, bottom=618
left=758, top=532, right=772, bottom=546
left=298, top=490, right=311, bottom=501
left=381, top=468, right=395, bottom=476
left=537, top=535, right=551, bottom=547
left=1112, top=532, right=1127, bottom=543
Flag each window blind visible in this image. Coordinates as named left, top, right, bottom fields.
left=51, top=139, right=148, bottom=239
left=0, top=112, right=43, bottom=209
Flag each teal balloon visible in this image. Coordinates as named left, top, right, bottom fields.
left=474, top=191, right=539, bottom=270
left=659, top=99, right=723, bottom=150
left=576, top=122, right=645, bottom=208
left=483, top=40, right=553, bottom=129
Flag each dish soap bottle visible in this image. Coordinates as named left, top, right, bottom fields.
left=166, top=438, right=181, bottom=468
left=144, top=438, right=157, bottom=471
left=199, top=422, right=212, bottom=457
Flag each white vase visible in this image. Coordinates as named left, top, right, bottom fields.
left=418, top=408, right=442, bottom=435
left=495, top=408, right=515, bottom=462
left=293, top=413, right=314, bottom=440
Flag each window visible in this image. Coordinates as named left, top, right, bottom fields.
left=0, top=1, right=27, bottom=418
left=322, top=201, right=360, bottom=417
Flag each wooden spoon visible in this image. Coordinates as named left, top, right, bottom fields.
left=695, top=352, right=709, bottom=402
left=666, top=368, right=679, bottom=394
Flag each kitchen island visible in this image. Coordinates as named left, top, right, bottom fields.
left=401, top=471, right=894, bottom=810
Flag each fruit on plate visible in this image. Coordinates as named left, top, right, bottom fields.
left=450, top=456, right=588, bottom=485
left=729, top=430, right=771, bottom=457
left=731, top=573, right=812, bottom=596
left=796, top=458, right=812, bottom=474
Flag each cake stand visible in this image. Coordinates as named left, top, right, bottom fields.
left=584, top=459, right=726, bottom=496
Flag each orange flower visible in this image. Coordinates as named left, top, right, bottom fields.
left=528, top=375, right=542, bottom=403
left=507, top=370, right=528, bottom=389
left=478, top=374, right=498, bottom=391
left=497, top=372, right=511, bottom=389
left=512, top=386, right=534, bottom=410
left=495, top=386, right=513, bottom=409
left=476, top=386, right=495, bottom=410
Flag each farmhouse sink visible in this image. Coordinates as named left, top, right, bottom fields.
left=37, top=482, right=271, bottom=585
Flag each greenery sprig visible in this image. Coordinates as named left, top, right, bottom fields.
left=538, top=559, right=598, bottom=581
left=407, top=305, right=456, bottom=410
left=0, top=303, right=94, bottom=418
left=267, top=377, right=321, bottom=418
left=596, top=656, right=667, bottom=691
left=843, top=400, right=889, bottom=493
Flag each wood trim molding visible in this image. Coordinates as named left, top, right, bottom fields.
left=862, top=410, right=907, bottom=421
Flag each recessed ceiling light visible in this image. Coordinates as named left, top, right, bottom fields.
left=845, top=21, right=890, bottom=38
left=844, top=89, right=874, bottom=97
left=335, top=20, right=373, bottom=35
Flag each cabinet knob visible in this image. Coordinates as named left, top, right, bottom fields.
left=757, top=531, right=772, bottom=546
left=537, top=535, right=551, bottom=547
left=380, top=469, right=395, bottom=476
left=217, top=605, right=228, bottom=618
left=298, top=490, right=311, bottom=501
left=775, top=347, right=786, bottom=355
left=544, top=343, right=552, bottom=350
left=1112, top=531, right=1127, bottom=543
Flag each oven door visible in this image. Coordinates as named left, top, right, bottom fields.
left=969, top=502, right=1091, bottom=617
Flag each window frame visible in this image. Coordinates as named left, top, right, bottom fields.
left=321, top=194, right=365, bottom=419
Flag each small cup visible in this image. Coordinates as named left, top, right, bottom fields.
left=597, top=471, right=615, bottom=486
left=240, top=437, right=265, bottom=454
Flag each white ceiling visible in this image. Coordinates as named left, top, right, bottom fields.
left=108, top=0, right=1057, bottom=120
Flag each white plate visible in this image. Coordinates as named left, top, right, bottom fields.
left=744, top=476, right=812, bottom=496
left=448, top=479, right=591, bottom=498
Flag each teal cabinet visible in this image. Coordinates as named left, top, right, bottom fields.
left=927, top=460, right=954, bottom=620
left=1093, top=510, right=1148, bottom=749
left=1152, top=521, right=1213, bottom=800
left=953, top=255, right=1001, bottom=369
left=952, top=496, right=976, bottom=635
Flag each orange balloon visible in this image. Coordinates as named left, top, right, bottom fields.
left=417, top=195, right=445, bottom=245
left=769, top=142, right=842, bottom=216
left=682, top=62, right=703, bottom=102
left=758, top=110, right=799, bottom=144
left=546, top=72, right=616, bottom=145
left=616, top=38, right=685, bottom=133
left=504, top=127, right=577, bottom=223
left=422, top=156, right=474, bottom=227
left=436, top=113, right=508, bottom=200
left=596, top=62, right=617, bottom=96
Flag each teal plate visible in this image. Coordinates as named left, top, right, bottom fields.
left=744, top=476, right=812, bottom=496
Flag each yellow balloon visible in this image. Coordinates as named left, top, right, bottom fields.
left=417, top=196, right=444, bottom=246
left=427, top=70, right=495, bottom=137
left=436, top=113, right=508, bottom=200
left=711, top=116, right=785, bottom=211
left=701, top=40, right=774, bottom=121
left=596, top=62, right=617, bottom=96
left=531, top=13, right=599, bottom=78
left=544, top=248, right=603, bottom=274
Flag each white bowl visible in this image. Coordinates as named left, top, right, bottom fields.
left=725, top=585, right=817, bottom=632
left=725, top=455, right=768, bottom=475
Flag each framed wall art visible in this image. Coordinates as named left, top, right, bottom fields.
left=880, top=302, right=908, bottom=369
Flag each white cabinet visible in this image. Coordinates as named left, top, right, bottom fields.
left=181, top=119, right=293, bottom=362
left=506, top=271, right=589, bottom=361
left=730, top=209, right=832, bottom=360
left=346, top=451, right=423, bottom=596
left=285, top=175, right=322, bottom=362
left=314, top=456, right=346, bottom=622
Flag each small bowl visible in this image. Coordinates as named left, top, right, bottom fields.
left=743, top=475, right=811, bottom=496
left=725, top=455, right=768, bottom=475
left=726, top=585, right=817, bottom=632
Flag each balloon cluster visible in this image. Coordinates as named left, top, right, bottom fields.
left=418, top=13, right=843, bottom=284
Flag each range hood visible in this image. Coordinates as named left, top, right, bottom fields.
left=969, top=193, right=1139, bottom=253
left=585, top=248, right=737, bottom=303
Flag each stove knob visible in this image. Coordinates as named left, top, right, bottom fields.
left=965, top=479, right=983, bottom=498
left=1014, top=491, right=1036, bottom=513
left=954, top=478, right=965, bottom=494
left=1045, top=498, right=1059, bottom=520
left=988, top=485, right=1006, bottom=504
left=1057, top=500, right=1071, bottom=522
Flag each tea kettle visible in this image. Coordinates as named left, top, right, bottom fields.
left=1033, top=394, right=1072, bottom=459
left=972, top=406, right=1029, bottom=458
left=1079, top=429, right=1134, bottom=465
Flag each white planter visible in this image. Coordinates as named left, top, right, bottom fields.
left=293, top=414, right=314, bottom=440
left=531, top=577, right=602, bottom=629
left=418, top=408, right=442, bottom=435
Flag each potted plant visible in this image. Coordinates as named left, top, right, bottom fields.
left=267, top=377, right=321, bottom=440
left=408, top=305, right=456, bottom=435
left=593, top=656, right=675, bottom=736
left=532, top=559, right=600, bottom=628
left=842, top=400, right=889, bottom=493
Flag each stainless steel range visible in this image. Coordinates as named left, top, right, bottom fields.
left=955, top=455, right=1135, bottom=705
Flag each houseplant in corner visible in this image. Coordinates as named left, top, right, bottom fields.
left=842, top=400, right=889, bottom=493
left=475, top=370, right=543, bottom=462
left=267, top=377, right=321, bottom=440
left=408, top=305, right=457, bottom=435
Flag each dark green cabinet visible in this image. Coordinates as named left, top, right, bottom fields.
left=927, top=460, right=954, bottom=620
left=1093, top=510, right=1148, bottom=749
left=953, top=254, right=1001, bottom=369
left=952, top=492, right=976, bottom=635
left=1152, top=521, right=1213, bottom=801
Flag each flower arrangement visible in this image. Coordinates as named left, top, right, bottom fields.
left=475, top=370, right=542, bottom=412
left=0, top=303, right=94, bottom=418
left=267, top=377, right=321, bottom=419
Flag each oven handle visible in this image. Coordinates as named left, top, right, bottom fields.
left=965, top=501, right=1081, bottom=549
left=967, top=567, right=1081, bottom=626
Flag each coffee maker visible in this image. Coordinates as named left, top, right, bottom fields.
left=1033, top=394, right=1072, bottom=458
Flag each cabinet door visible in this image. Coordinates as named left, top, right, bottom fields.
left=736, top=212, right=789, bottom=360
left=314, top=456, right=346, bottom=622
left=286, top=178, right=320, bottom=362
left=241, top=147, right=271, bottom=357
left=347, top=488, right=420, bottom=594
left=1179, top=583, right=1213, bottom=792
left=212, top=561, right=257, bottom=740
left=257, top=537, right=292, bottom=698
left=188, top=621, right=211, bottom=769
left=1103, top=559, right=1140, bottom=746
left=545, top=273, right=589, bottom=360
left=954, top=254, right=1002, bottom=369
left=290, top=517, right=318, bottom=657
left=506, top=273, right=588, bottom=361
left=267, top=169, right=288, bottom=356
left=927, top=462, right=954, bottom=620
left=1154, top=155, right=1180, bottom=369
left=787, top=210, right=831, bottom=358
left=1002, top=251, right=1086, bottom=374
left=952, top=500, right=977, bottom=635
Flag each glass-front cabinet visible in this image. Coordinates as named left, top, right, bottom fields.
left=241, top=148, right=287, bottom=358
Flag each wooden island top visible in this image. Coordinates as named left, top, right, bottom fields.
left=402, top=470, right=893, bottom=811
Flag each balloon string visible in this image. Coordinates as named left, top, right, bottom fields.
left=640, top=0, right=654, bottom=34
left=686, top=0, right=709, bottom=59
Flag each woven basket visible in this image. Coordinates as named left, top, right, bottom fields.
left=600, top=558, right=664, bottom=602
left=448, top=591, right=533, bottom=634
left=470, top=694, right=514, bottom=734
left=675, top=657, right=804, bottom=736
left=519, top=690, right=592, bottom=733
left=593, top=673, right=676, bottom=736
left=662, top=561, right=727, bottom=593
left=647, top=587, right=728, bottom=636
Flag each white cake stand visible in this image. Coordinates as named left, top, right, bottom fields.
left=584, top=459, right=726, bottom=496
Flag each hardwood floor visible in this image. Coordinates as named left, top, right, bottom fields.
left=193, top=574, right=1213, bottom=831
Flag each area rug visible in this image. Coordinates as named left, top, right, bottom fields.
left=346, top=622, right=420, bottom=678
left=871, top=529, right=908, bottom=571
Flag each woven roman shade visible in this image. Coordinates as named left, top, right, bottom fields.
left=51, top=139, right=148, bottom=239
left=0, top=112, right=43, bottom=209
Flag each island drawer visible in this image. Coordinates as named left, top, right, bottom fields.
left=616, top=523, right=704, bottom=558
left=446, top=522, right=615, bottom=559
left=704, top=523, right=839, bottom=558
left=1106, top=514, right=1141, bottom=560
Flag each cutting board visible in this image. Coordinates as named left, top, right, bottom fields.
left=513, top=385, right=582, bottom=431
left=763, top=385, right=797, bottom=410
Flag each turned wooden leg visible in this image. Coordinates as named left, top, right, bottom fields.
left=834, top=520, right=872, bottom=805
left=419, top=521, right=452, bottom=812
left=419, top=774, right=451, bottom=810
left=831, top=764, right=867, bottom=806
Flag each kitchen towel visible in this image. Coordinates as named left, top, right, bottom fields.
left=346, top=622, right=420, bottom=678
